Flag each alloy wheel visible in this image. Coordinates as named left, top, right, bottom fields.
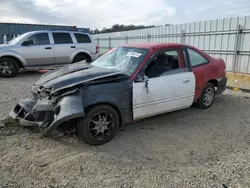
left=0, top=62, right=14, bottom=75
left=88, top=111, right=114, bottom=140
left=203, top=87, right=215, bottom=106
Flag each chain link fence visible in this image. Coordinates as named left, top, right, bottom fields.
left=93, top=16, right=250, bottom=74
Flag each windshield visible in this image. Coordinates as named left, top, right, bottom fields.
left=91, top=47, right=148, bottom=76
left=7, top=32, right=30, bottom=45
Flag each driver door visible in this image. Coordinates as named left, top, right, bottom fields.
left=133, top=49, right=195, bottom=120
left=21, top=32, right=54, bottom=66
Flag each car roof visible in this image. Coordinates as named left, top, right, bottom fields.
left=24, top=30, right=90, bottom=35
left=120, top=42, right=184, bottom=50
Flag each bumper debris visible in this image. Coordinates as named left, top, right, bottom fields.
left=9, top=90, right=85, bottom=134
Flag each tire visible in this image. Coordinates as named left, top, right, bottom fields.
left=0, top=57, right=19, bottom=78
left=73, top=54, right=91, bottom=63
left=77, top=105, right=119, bottom=146
left=197, top=83, right=216, bottom=109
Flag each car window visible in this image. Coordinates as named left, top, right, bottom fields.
left=74, top=33, right=91, bottom=43
left=91, top=47, right=148, bottom=76
left=52, top=32, right=73, bottom=44
left=145, top=50, right=180, bottom=78
left=187, top=48, right=208, bottom=67
left=27, top=33, right=50, bottom=45
left=7, top=32, right=31, bottom=45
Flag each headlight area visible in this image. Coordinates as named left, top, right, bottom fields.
left=10, top=87, right=83, bottom=131
left=30, top=87, right=84, bottom=132
left=54, top=105, right=61, bottom=120
left=45, top=90, right=85, bottom=133
left=32, top=85, right=53, bottom=100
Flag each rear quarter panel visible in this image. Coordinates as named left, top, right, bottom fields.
left=191, top=48, right=226, bottom=101
left=193, top=61, right=219, bottom=101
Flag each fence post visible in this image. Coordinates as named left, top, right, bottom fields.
left=97, top=37, right=99, bottom=47
left=126, top=36, right=128, bottom=44
left=147, top=33, right=150, bottom=42
left=181, top=30, right=185, bottom=44
left=108, top=37, right=111, bottom=49
left=3, top=35, right=7, bottom=44
left=233, top=24, right=243, bottom=72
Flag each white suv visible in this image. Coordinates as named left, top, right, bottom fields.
left=0, top=30, right=100, bottom=77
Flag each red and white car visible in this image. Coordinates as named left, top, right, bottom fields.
left=10, top=43, right=227, bottom=146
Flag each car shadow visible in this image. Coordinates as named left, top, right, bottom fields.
left=49, top=93, right=248, bottom=150
left=0, top=70, right=43, bottom=80
left=19, top=70, right=44, bottom=76
left=37, top=92, right=250, bottom=173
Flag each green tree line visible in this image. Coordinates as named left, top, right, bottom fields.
left=90, top=24, right=159, bottom=34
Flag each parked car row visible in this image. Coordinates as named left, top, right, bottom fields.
left=0, top=30, right=99, bottom=77
left=9, top=42, right=227, bottom=146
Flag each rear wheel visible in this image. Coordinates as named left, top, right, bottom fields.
left=0, top=57, right=19, bottom=78
left=77, top=105, right=119, bottom=146
left=73, top=54, right=91, bottom=63
left=197, top=83, right=215, bottom=109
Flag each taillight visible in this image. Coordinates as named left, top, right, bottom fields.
left=96, top=45, right=99, bottom=54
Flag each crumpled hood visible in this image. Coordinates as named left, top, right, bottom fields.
left=35, top=61, right=126, bottom=93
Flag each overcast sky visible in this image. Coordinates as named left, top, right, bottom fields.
left=0, top=0, right=249, bottom=29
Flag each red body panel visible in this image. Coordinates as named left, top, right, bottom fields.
left=127, top=43, right=226, bottom=101
left=189, top=46, right=226, bottom=100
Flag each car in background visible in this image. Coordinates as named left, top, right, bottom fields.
left=9, top=43, right=227, bottom=146
left=0, top=30, right=99, bottom=77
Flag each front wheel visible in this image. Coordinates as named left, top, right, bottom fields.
left=0, top=57, right=19, bottom=78
left=197, top=83, right=216, bottom=109
left=77, top=105, right=119, bottom=146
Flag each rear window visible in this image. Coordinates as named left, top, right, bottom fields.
left=52, top=32, right=73, bottom=44
left=74, top=33, right=91, bottom=43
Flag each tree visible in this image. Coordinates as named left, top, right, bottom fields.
left=90, top=24, right=156, bottom=34
left=93, top=29, right=100, bottom=34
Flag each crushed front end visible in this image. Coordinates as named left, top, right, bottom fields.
left=9, top=85, right=85, bottom=133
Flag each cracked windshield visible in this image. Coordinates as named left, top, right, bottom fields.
left=91, top=47, right=148, bottom=75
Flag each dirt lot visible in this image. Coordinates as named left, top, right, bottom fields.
left=0, top=72, right=250, bottom=188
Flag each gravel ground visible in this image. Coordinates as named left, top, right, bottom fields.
left=0, top=72, right=250, bottom=188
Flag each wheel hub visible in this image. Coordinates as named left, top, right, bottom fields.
left=89, top=112, right=113, bottom=138
left=0, top=62, right=13, bottom=74
left=203, top=87, right=214, bottom=106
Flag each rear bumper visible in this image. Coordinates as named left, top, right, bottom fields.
left=90, top=53, right=100, bottom=61
left=217, top=76, right=227, bottom=95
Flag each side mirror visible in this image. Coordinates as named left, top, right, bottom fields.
left=135, top=72, right=149, bottom=83
left=22, top=39, right=34, bottom=46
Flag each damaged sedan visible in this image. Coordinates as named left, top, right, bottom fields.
left=9, top=43, right=227, bottom=146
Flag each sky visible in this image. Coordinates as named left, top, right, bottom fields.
left=0, top=0, right=250, bottom=29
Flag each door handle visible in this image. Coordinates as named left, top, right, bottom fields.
left=70, top=46, right=76, bottom=48
left=143, top=79, right=149, bottom=93
left=45, top=47, right=52, bottom=50
left=183, top=80, right=190, bottom=83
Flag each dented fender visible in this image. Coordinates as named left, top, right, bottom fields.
left=9, top=89, right=86, bottom=133
left=9, top=75, right=133, bottom=133
left=46, top=92, right=85, bottom=132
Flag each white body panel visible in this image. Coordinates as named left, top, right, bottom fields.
left=52, top=44, right=76, bottom=64
left=21, top=45, right=54, bottom=66
left=133, top=71, right=195, bottom=120
left=0, top=30, right=99, bottom=68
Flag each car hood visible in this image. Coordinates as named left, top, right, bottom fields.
left=0, top=44, right=15, bottom=51
left=35, top=61, right=128, bottom=94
